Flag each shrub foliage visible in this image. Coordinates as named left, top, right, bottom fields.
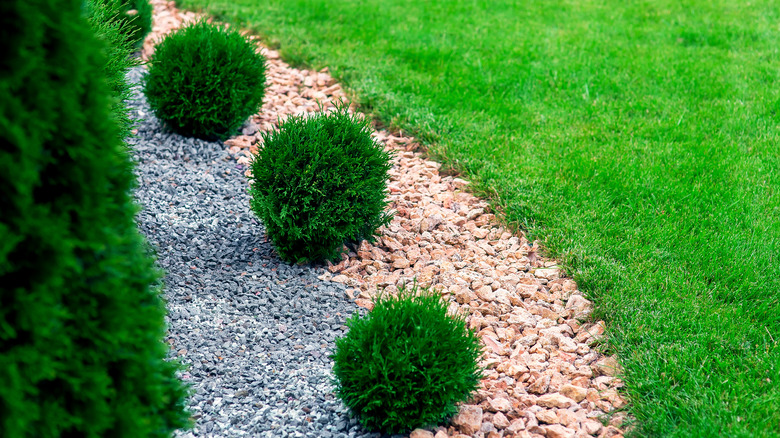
left=85, top=0, right=140, bottom=139
left=90, top=0, right=152, bottom=48
left=248, top=107, right=393, bottom=263
left=144, top=20, right=267, bottom=140
left=124, top=0, right=153, bottom=47
left=0, top=0, right=189, bottom=436
left=331, top=286, right=483, bottom=433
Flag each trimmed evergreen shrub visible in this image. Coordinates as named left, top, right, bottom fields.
left=248, top=107, right=393, bottom=263
left=125, top=0, right=153, bottom=47
left=143, top=20, right=267, bottom=140
left=0, top=0, right=189, bottom=436
left=86, top=0, right=139, bottom=139
left=331, top=285, right=484, bottom=433
left=91, top=0, right=152, bottom=48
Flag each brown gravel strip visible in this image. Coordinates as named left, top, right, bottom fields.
left=142, top=2, right=628, bottom=437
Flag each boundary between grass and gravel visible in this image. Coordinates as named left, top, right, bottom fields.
left=142, top=2, right=632, bottom=437
left=171, top=2, right=780, bottom=437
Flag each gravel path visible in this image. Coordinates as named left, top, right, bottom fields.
left=127, top=68, right=381, bottom=438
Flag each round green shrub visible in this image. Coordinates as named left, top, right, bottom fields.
left=248, top=107, right=393, bottom=263
left=331, top=286, right=484, bottom=434
left=1, top=0, right=189, bottom=436
left=144, top=20, right=267, bottom=140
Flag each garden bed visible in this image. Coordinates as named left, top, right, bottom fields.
left=139, top=2, right=628, bottom=437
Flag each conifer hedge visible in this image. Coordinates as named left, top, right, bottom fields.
left=86, top=0, right=140, bottom=140
left=0, top=0, right=189, bottom=436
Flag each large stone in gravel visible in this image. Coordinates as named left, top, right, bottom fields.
left=410, top=429, right=434, bottom=438
left=566, top=294, right=593, bottom=318
left=558, top=336, right=578, bottom=353
left=528, top=374, right=550, bottom=394
left=599, top=425, right=624, bottom=438
left=536, top=409, right=558, bottom=424
left=482, top=335, right=506, bottom=355
left=476, top=285, right=496, bottom=301
left=535, top=268, right=560, bottom=280
left=488, top=397, right=512, bottom=412
left=506, top=418, right=526, bottom=433
left=544, top=424, right=576, bottom=438
left=560, top=383, right=588, bottom=403
left=492, top=411, right=510, bottom=429
left=537, top=393, right=577, bottom=409
left=583, top=419, right=603, bottom=435
left=556, top=408, right=581, bottom=427
left=594, top=355, right=621, bottom=377
left=452, top=405, right=483, bottom=435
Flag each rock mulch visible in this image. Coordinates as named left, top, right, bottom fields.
left=142, top=2, right=629, bottom=437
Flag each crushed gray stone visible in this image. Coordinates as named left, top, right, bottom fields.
left=127, top=67, right=390, bottom=438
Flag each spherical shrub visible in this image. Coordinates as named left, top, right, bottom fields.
left=248, top=106, right=393, bottom=263
left=144, top=20, right=266, bottom=140
left=331, top=286, right=484, bottom=434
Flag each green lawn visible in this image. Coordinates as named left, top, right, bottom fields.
left=176, top=0, right=780, bottom=435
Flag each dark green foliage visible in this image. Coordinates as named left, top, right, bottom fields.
left=85, top=0, right=139, bottom=139
left=331, top=286, right=483, bottom=433
left=125, top=0, right=153, bottom=47
left=91, top=0, right=152, bottom=48
left=248, top=107, right=393, bottom=263
left=0, top=0, right=189, bottom=436
left=143, top=20, right=267, bottom=140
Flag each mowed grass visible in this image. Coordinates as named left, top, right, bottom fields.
left=177, top=0, right=780, bottom=435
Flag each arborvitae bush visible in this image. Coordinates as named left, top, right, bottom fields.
left=248, top=107, right=393, bottom=263
left=0, top=0, right=189, bottom=436
left=92, top=0, right=152, bottom=48
left=331, top=285, right=483, bottom=434
left=144, top=20, right=267, bottom=140
left=125, top=0, right=153, bottom=47
left=86, top=0, right=139, bottom=139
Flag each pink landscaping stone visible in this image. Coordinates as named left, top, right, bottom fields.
left=451, top=405, right=483, bottom=435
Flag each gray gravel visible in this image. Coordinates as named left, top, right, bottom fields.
left=127, top=67, right=382, bottom=438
